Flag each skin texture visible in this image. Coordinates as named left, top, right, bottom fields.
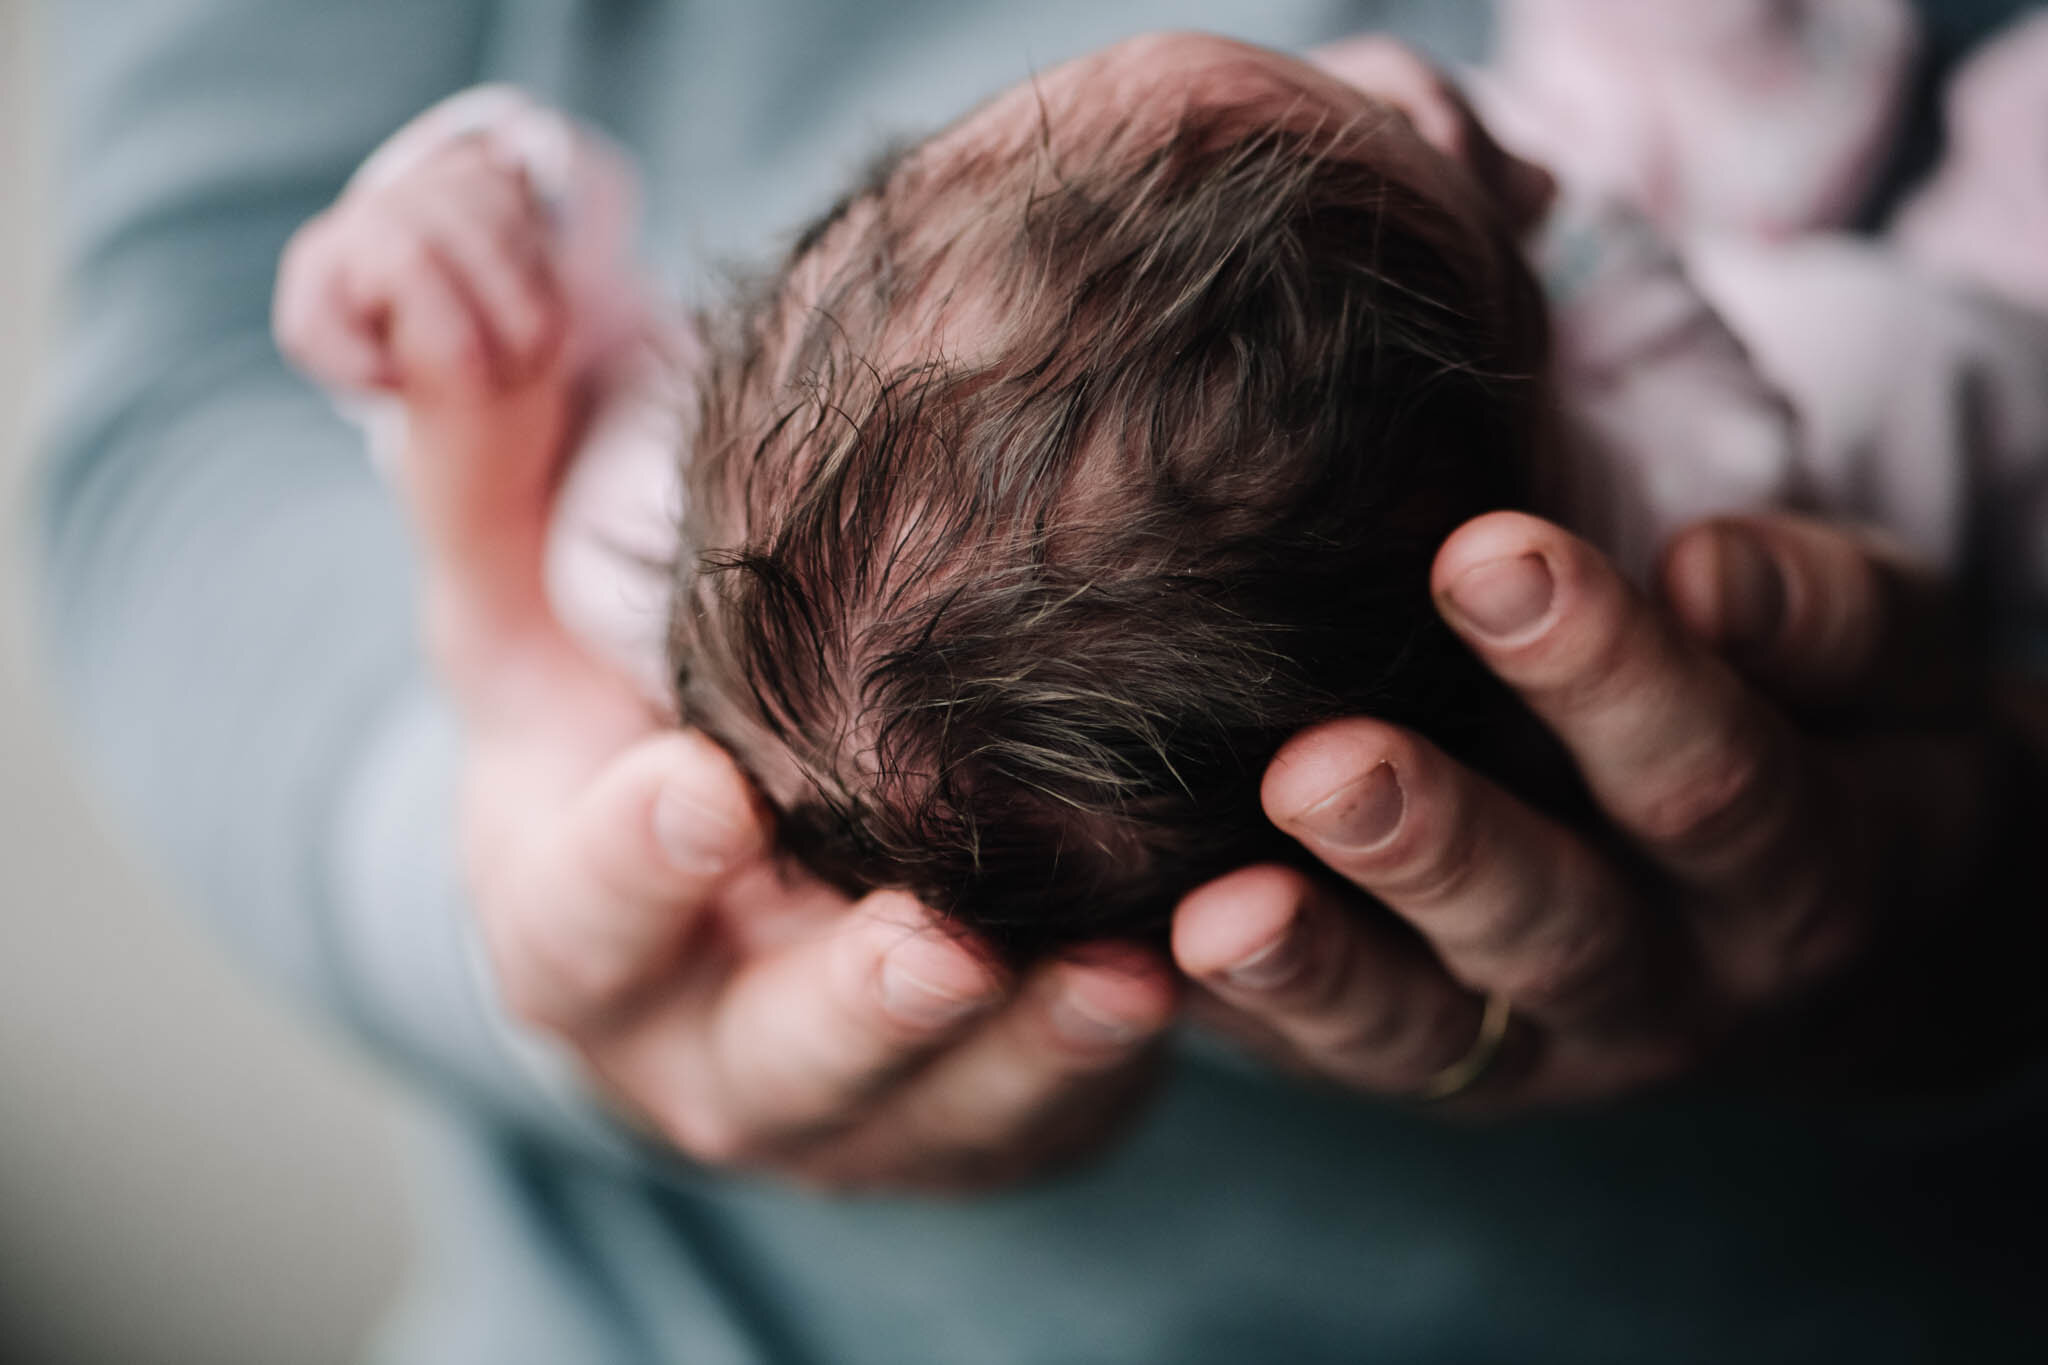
left=1179, top=509, right=2048, bottom=1107
left=276, top=31, right=2048, bottom=1186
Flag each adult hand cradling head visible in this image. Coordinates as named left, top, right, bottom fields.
left=277, top=32, right=2048, bottom=1189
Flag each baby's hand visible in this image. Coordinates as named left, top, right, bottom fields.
left=278, top=129, right=584, bottom=701
left=275, top=136, right=566, bottom=403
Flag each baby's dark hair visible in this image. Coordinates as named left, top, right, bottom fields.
left=672, top=83, right=1557, bottom=964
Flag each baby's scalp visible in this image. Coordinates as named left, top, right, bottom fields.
left=673, top=33, right=1559, bottom=962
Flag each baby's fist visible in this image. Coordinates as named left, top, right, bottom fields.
left=275, top=137, right=566, bottom=402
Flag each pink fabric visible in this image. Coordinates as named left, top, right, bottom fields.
left=1520, top=190, right=1805, bottom=583
left=1893, top=10, right=2048, bottom=314
left=1483, top=3, right=2048, bottom=608
left=1485, top=0, right=1919, bottom=237
left=1686, top=234, right=2048, bottom=596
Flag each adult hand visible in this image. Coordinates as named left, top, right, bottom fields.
left=464, top=679, right=1177, bottom=1191
left=1175, top=510, right=2047, bottom=1107
left=280, top=165, right=1177, bottom=1190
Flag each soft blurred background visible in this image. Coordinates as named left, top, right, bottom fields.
left=0, top=3, right=412, bottom=1361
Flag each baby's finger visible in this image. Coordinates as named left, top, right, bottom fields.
left=1257, top=720, right=1667, bottom=1035
left=273, top=218, right=394, bottom=389
left=414, top=177, right=565, bottom=384
left=1175, top=864, right=1506, bottom=1094
left=354, top=231, right=493, bottom=398
left=481, top=729, right=767, bottom=1033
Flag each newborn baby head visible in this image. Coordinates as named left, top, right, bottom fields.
left=673, top=34, right=1557, bottom=963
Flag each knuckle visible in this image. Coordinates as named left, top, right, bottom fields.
left=1382, top=789, right=1484, bottom=908
left=414, top=139, right=495, bottom=192
left=490, top=208, right=548, bottom=258
left=1251, top=903, right=1354, bottom=1015
left=1287, top=972, right=1466, bottom=1085
left=384, top=231, right=440, bottom=282
left=1633, top=734, right=1780, bottom=853
left=1373, top=992, right=1485, bottom=1087
left=412, top=320, right=486, bottom=380
left=1448, top=888, right=1549, bottom=966
left=1307, top=991, right=1416, bottom=1071
left=1551, top=600, right=1642, bottom=709
left=1286, top=940, right=1357, bottom=1021
left=1495, top=921, right=1626, bottom=1016
left=443, top=137, right=498, bottom=172
left=372, top=220, right=419, bottom=263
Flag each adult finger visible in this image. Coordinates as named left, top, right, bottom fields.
left=480, top=728, right=767, bottom=1032
left=1174, top=863, right=1500, bottom=1092
left=1434, top=513, right=1804, bottom=883
left=609, top=893, right=1007, bottom=1163
left=805, top=945, right=1175, bottom=1189
left=865, top=946, right=1173, bottom=1171
left=1659, top=513, right=1977, bottom=719
left=1431, top=513, right=1856, bottom=996
left=1254, top=719, right=1666, bottom=1035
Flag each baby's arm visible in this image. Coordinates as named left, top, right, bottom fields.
left=275, top=113, right=582, bottom=703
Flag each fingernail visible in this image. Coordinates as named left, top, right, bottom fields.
left=1295, top=761, right=1404, bottom=852
left=1446, top=553, right=1554, bottom=642
left=1715, top=527, right=1784, bottom=651
left=880, top=940, right=994, bottom=1029
left=1048, top=991, right=1147, bottom=1048
left=1224, top=932, right=1303, bottom=992
left=651, top=781, right=742, bottom=877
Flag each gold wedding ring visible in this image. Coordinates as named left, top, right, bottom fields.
left=1415, top=993, right=1513, bottom=1102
